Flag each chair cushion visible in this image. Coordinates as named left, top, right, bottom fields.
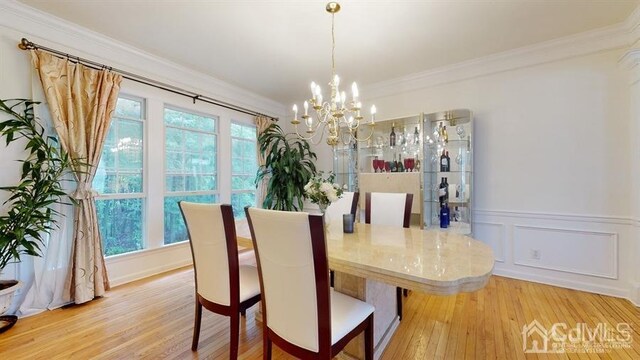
left=239, top=265, right=261, bottom=303
left=330, top=289, right=375, bottom=345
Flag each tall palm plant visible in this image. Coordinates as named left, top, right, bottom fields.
left=256, top=123, right=317, bottom=211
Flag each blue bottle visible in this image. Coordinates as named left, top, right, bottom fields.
left=440, top=203, right=450, bottom=229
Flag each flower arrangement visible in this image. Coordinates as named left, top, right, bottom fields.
left=304, top=172, right=344, bottom=212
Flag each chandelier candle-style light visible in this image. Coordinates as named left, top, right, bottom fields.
left=291, top=2, right=376, bottom=147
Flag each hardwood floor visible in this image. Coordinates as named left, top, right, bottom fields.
left=1, top=267, right=638, bottom=359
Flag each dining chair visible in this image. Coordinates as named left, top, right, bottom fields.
left=325, top=191, right=359, bottom=287
left=364, top=192, right=413, bottom=320
left=324, top=191, right=359, bottom=223
left=179, top=202, right=262, bottom=357
left=245, top=207, right=374, bottom=360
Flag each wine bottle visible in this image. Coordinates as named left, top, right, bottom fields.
left=444, top=177, right=449, bottom=203
left=445, top=151, right=451, bottom=172
left=440, top=203, right=450, bottom=229
left=439, top=177, right=447, bottom=205
left=440, top=149, right=449, bottom=172
left=389, top=122, right=396, bottom=147
left=397, top=154, right=404, bottom=172
left=401, top=126, right=407, bottom=146
left=415, top=158, right=421, bottom=171
left=414, top=126, right=420, bottom=145
left=443, top=126, right=449, bottom=143
left=390, top=154, right=397, bottom=172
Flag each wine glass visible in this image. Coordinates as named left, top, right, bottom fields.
left=404, top=158, right=409, bottom=172
left=372, top=159, right=379, bottom=173
left=384, top=162, right=391, bottom=172
left=409, top=158, right=415, bottom=172
left=456, top=125, right=465, bottom=139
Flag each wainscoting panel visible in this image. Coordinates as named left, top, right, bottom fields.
left=512, top=225, right=618, bottom=279
left=473, top=221, right=505, bottom=262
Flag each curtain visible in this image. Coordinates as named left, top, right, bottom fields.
left=254, top=115, right=273, bottom=208
left=31, top=50, right=122, bottom=304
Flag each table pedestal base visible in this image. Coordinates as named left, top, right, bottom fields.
left=334, top=271, right=400, bottom=360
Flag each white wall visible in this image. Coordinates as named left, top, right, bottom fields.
left=312, top=46, right=638, bottom=302
left=0, top=2, right=286, bottom=286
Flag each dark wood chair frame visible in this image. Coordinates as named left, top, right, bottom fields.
left=364, top=192, right=413, bottom=320
left=179, top=202, right=262, bottom=356
left=245, top=207, right=374, bottom=360
left=329, top=191, right=359, bottom=288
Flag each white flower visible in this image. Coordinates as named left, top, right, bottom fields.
left=320, top=182, right=332, bottom=193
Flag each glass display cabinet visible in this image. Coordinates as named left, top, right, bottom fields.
left=332, top=141, right=358, bottom=192
left=332, top=109, right=473, bottom=233
left=355, top=114, right=424, bottom=226
left=423, top=109, right=473, bottom=233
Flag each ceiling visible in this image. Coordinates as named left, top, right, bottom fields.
left=20, top=0, right=639, bottom=106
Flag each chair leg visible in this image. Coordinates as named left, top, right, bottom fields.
left=403, top=288, right=409, bottom=297
left=230, top=314, right=239, bottom=359
left=330, top=270, right=335, bottom=288
left=364, top=315, right=374, bottom=360
left=396, top=287, right=403, bottom=321
left=263, top=335, right=272, bottom=360
left=192, top=299, right=203, bottom=351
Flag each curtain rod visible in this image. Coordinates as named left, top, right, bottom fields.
left=17, top=38, right=278, bottom=121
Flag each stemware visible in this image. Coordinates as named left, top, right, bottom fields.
left=456, top=125, right=465, bottom=139
left=372, top=159, right=379, bottom=173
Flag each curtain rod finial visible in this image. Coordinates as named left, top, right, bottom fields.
left=18, top=38, right=34, bottom=50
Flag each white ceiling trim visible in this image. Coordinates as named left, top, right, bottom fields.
left=364, top=5, right=640, bottom=102
left=0, top=0, right=287, bottom=118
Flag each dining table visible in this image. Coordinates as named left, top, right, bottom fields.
left=235, top=219, right=494, bottom=360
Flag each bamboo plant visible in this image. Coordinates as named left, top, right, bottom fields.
left=0, top=99, right=75, bottom=273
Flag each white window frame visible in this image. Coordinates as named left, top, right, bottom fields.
left=230, top=121, right=258, bottom=211
left=162, top=105, right=220, bottom=244
left=95, top=94, right=148, bottom=256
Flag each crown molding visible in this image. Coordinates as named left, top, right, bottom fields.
left=0, top=0, right=287, bottom=118
left=365, top=8, right=639, bottom=100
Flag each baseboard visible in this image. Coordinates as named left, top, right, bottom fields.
left=630, top=282, right=640, bottom=307
left=493, top=268, right=630, bottom=302
left=108, top=258, right=192, bottom=287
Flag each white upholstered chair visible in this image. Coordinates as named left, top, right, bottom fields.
left=364, top=192, right=413, bottom=320
left=325, top=191, right=359, bottom=287
left=179, top=202, right=261, bottom=357
left=245, top=207, right=374, bottom=360
left=364, top=192, right=413, bottom=228
left=324, top=191, right=359, bottom=223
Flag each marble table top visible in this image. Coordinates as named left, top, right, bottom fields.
left=235, top=219, right=494, bottom=296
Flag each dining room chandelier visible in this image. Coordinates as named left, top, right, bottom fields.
left=291, top=2, right=376, bottom=147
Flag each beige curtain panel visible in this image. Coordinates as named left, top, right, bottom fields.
left=254, top=115, right=274, bottom=208
left=31, top=50, right=122, bottom=305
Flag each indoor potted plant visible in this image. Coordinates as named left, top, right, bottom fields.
left=0, top=99, right=74, bottom=332
left=256, top=123, right=317, bottom=211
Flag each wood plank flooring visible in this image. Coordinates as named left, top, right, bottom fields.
left=0, top=267, right=638, bottom=359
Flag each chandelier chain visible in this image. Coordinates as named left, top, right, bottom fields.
left=331, top=13, right=336, bottom=77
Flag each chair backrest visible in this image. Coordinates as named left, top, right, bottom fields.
left=179, top=202, right=239, bottom=307
left=245, top=207, right=330, bottom=353
left=324, top=191, right=359, bottom=223
left=365, top=192, right=413, bottom=228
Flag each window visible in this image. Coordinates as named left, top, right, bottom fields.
left=94, top=96, right=145, bottom=256
left=230, top=122, right=258, bottom=219
left=164, top=107, right=218, bottom=244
